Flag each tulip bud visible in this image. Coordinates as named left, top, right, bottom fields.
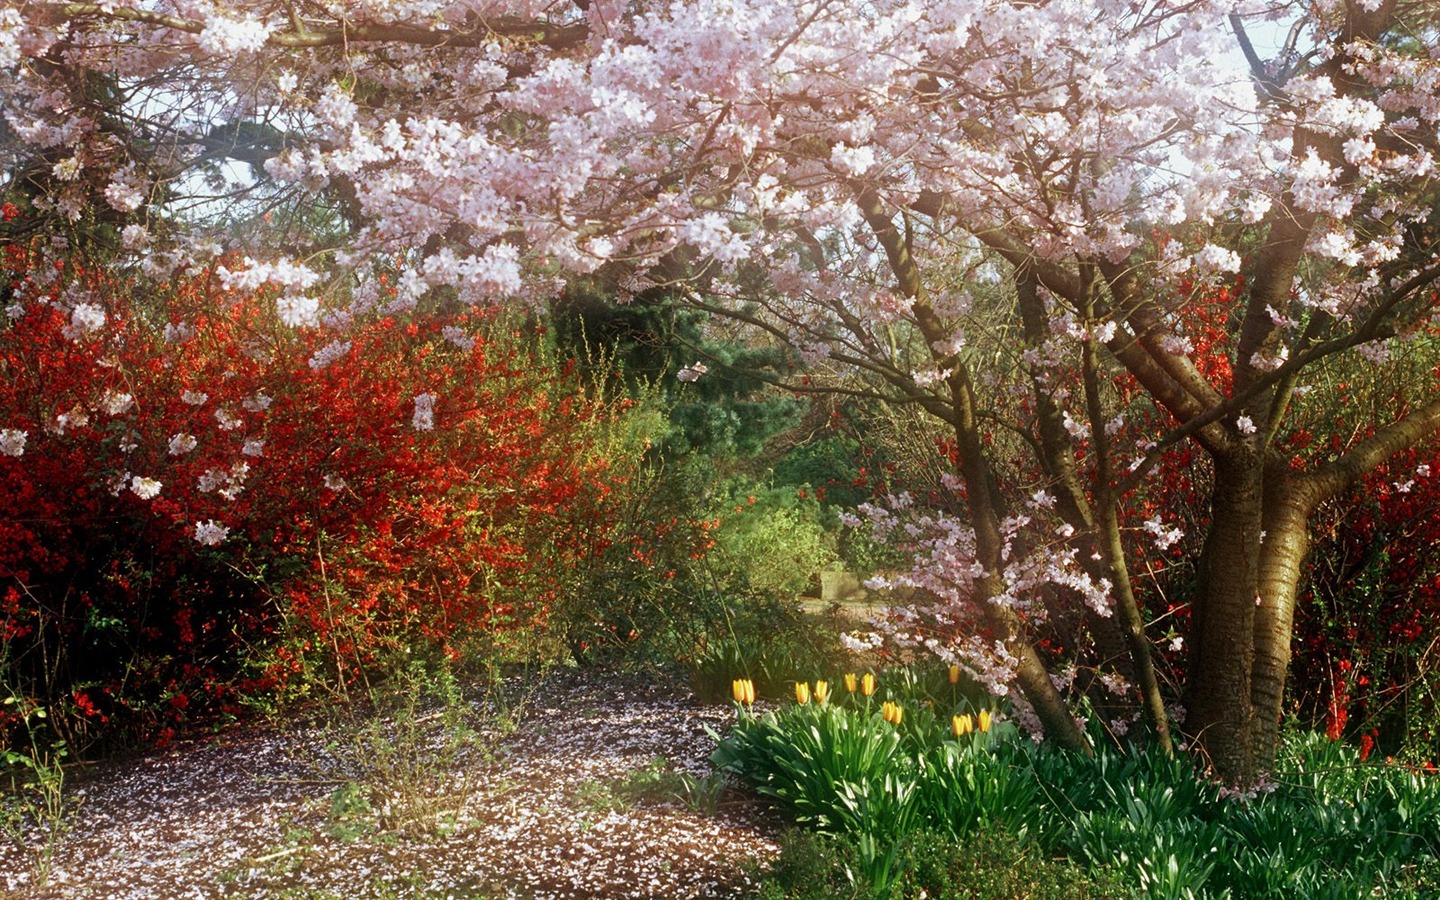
left=861, top=673, right=877, bottom=697
left=948, top=664, right=961, bottom=685
left=814, top=680, right=830, bottom=704
left=795, top=681, right=811, bottom=705
left=844, top=673, right=858, bottom=693
left=732, top=678, right=755, bottom=705
left=952, top=714, right=973, bottom=737
left=978, top=709, right=992, bottom=732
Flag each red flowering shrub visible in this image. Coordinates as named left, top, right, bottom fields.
left=0, top=238, right=617, bottom=749
left=1293, top=441, right=1440, bottom=760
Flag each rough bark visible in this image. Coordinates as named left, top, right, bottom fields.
left=1185, top=451, right=1263, bottom=784
left=1196, top=400, right=1440, bottom=783
left=1249, top=470, right=1318, bottom=774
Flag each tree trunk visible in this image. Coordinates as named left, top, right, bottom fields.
left=1185, top=452, right=1263, bottom=784
left=1249, top=471, right=1317, bottom=774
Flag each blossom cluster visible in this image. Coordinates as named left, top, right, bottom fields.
left=843, top=487, right=1113, bottom=720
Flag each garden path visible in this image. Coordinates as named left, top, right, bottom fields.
left=2, top=672, right=779, bottom=899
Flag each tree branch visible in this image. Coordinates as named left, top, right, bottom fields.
left=1305, top=394, right=1440, bottom=504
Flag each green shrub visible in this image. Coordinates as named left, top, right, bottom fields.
left=886, top=828, right=1131, bottom=900
left=773, top=436, right=871, bottom=510
left=1204, top=732, right=1440, bottom=897
left=710, top=479, right=838, bottom=597
left=745, top=827, right=1128, bottom=900
left=297, top=654, right=520, bottom=839
left=744, top=829, right=869, bottom=900
left=555, top=454, right=729, bottom=669
left=1, top=692, right=72, bottom=887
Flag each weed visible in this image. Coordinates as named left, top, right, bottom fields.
left=295, top=654, right=533, bottom=840
left=0, top=695, right=76, bottom=888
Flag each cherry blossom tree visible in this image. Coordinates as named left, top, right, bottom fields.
left=5, top=0, right=1440, bottom=783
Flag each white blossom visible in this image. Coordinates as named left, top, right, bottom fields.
left=213, top=406, right=243, bottom=431
left=830, top=142, right=876, bottom=176
left=193, top=520, right=230, bottom=546
left=242, top=393, right=273, bottom=412
left=412, top=392, right=436, bottom=431
left=1160, top=335, right=1194, bottom=355
left=1249, top=347, right=1289, bottom=372
left=0, top=428, right=26, bottom=457
left=1355, top=340, right=1391, bottom=365
left=442, top=326, right=475, bottom=351
left=276, top=295, right=320, bottom=328
left=65, top=303, right=106, bottom=340
left=129, top=476, right=162, bottom=500
left=55, top=405, right=89, bottom=433
left=676, top=362, right=708, bottom=383
left=121, top=224, right=150, bottom=250
left=1189, top=244, right=1242, bottom=275
left=104, top=165, right=146, bottom=213
left=1142, top=516, right=1184, bottom=551
left=197, top=15, right=270, bottom=54
left=99, top=391, right=134, bottom=415
left=308, top=340, right=351, bottom=371
left=52, top=156, right=82, bottom=181
left=165, top=322, right=196, bottom=344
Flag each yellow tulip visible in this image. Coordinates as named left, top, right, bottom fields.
left=861, top=673, right=877, bottom=697
left=844, top=673, right=858, bottom=693
left=948, top=664, right=961, bottom=685
left=952, top=714, right=973, bottom=737
left=978, top=709, right=992, bottom=733
left=814, top=680, right=830, bottom=704
left=731, top=678, right=755, bottom=705
left=795, top=681, right=811, bottom=705
left=882, top=701, right=904, bottom=725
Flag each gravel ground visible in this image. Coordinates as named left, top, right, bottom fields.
left=1, top=672, right=782, bottom=899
